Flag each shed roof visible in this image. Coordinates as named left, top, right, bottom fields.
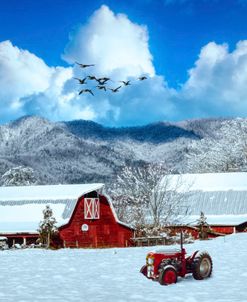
left=163, top=173, right=247, bottom=225
left=166, top=172, right=247, bottom=192
left=0, top=183, right=104, bottom=233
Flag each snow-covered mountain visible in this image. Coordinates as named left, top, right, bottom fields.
left=0, top=115, right=246, bottom=185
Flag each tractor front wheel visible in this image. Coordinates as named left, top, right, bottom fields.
left=158, top=265, right=177, bottom=285
left=192, top=252, right=213, bottom=280
left=140, top=265, right=148, bottom=277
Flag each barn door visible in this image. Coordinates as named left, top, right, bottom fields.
left=84, top=198, right=100, bottom=219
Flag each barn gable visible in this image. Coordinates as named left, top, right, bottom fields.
left=59, top=191, right=134, bottom=248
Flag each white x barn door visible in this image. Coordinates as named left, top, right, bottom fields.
left=84, top=198, right=100, bottom=219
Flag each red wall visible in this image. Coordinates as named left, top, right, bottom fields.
left=59, top=194, right=133, bottom=248
left=168, top=225, right=236, bottom=240
left=210, top=225, right=235, bottom=234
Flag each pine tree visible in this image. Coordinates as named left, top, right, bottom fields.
left=38, top=205, right=57, bottom=248
left=197, top=212, right=210, bottom=240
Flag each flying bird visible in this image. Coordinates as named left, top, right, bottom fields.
left=74, top=77, right=87, bottom=84
left=75, top=62, right=95, bottom=68
left=119, top=80, right=131, bottom=86
left=109, top=86, right=122, bottom=93
left=79, top=89, right=94, bottom=96
left=97, top=77, right=111, bottom=85
left=139, top=76, right=147, bottom=81
left=96, top=85, right=107, bottom=91
left=87, top=75, right=97, bottom=80
left=100, top=77, right=110, bottom=82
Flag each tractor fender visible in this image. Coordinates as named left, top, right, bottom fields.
left=188, top=250, right=199, bottom=263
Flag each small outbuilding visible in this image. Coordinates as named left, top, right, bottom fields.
left=0, top=183, right=134, bottom=248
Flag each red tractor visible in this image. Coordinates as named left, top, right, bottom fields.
left=140, top=233, right=213, bottom=285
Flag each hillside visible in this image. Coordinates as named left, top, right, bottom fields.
left=0, top=116, right=246, bottom=185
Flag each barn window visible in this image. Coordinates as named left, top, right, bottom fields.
left=84, top=198, right=100, bottom=219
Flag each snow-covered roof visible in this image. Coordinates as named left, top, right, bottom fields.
left=162, top=173, right=247, bottom=224
left=0, top=183, right=104, bottom=233
left=187, top=190, right=247, bottom=215
left=166, top=172, right=247, bottom=192
left=0, top=183, right=104, bottom=202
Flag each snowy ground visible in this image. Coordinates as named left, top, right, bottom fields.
left=1, top=233, right=247, bottom=302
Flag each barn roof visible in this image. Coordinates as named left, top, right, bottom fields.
left=166, top=172, right=247, bottom=192
left=0, top=183, right=104, bottom=233
left=0, top=183, right=104, bottom=201
left=163, top=172, right=247, bottom=226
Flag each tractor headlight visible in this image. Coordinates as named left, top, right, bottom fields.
left=147, top=257, right=154, bottom=265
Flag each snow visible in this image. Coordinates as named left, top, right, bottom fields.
left=167, top=172, right=247, bottom=192
left=160, top=173, right=247, bottom=225
left=0, top=203, right=68, bottom=232
left=0, top=183, right=130, bottom=233
left=0, top=233, right=247, bottom=301
left=0, top=183, right=104, bottom=201
left=0, top=183, right=104, bottom=233
left=187, top=190, right=247, bottom=215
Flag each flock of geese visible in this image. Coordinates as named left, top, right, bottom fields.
left=74, top=62, right=147, bottom=96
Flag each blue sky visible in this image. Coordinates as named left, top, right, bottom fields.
left=1, top=0, right=247, bottom=126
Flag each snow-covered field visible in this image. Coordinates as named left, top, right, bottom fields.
left=1, top=233, right=247, bottom=302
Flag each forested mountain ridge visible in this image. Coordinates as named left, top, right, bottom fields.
left=0, top=116, right=246, bottom=185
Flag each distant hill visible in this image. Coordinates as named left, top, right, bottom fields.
left=0, top=115, right=246, bottom=185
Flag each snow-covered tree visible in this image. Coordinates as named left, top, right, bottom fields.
left=197, top=212, right=210, bottom=240
left=38, top=205, right=57, bottom=248
left=1, top=166, right=38, bottom=186
left=107, top=163, right=189, bottom=228
left=185, top=119, right=247, bottom=173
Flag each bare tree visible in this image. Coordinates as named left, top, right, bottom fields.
left=107, top=163, right=189, bottom=228
left=151, top=174, right=189, bottom=227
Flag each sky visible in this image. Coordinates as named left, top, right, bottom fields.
left=1, top=0, right=247, bottom=126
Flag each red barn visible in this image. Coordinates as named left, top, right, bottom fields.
left=0, top=183, right=134, bottom=248
left=59, top=190, right=134, bottom=248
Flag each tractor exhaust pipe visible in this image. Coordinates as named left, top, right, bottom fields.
left=180, top=230, right=183, bottom=251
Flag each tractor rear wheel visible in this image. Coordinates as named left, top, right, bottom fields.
left=192, top=252, right=213, bottom=280
left=158, top=265, right=177, bottom=285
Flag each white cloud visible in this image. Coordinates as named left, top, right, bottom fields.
left=0, top=40, right=78, bottom=122
left=0, top=41, right=100, bottom=123
left=0, top=40, right=51, bottom=117
left=181, top=41, right=247, bottom=117
left=63, top=5, right=155, bottom=79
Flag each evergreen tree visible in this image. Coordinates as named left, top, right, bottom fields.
left=38, top=205, right=57, bottom=248
left=197, top=212, right=210, bottom=240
